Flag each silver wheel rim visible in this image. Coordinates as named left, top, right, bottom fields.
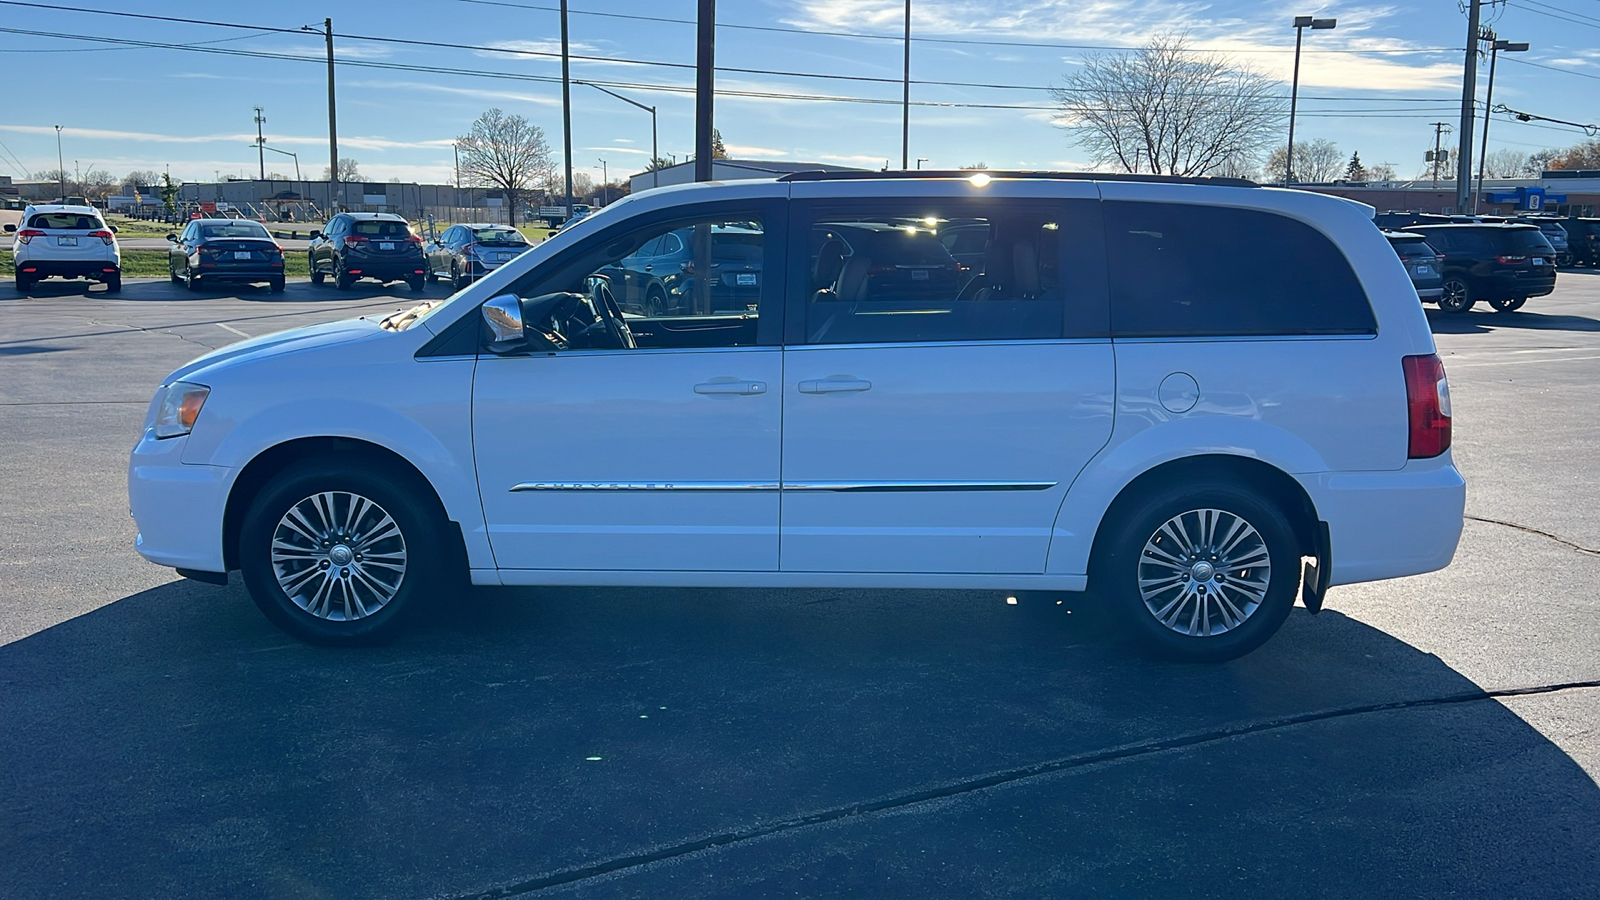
left=1442, top=280, right=1468, bottom=309
left=1138, top=508, right=1271, bottom=637
left=270, top=491, right=407, bottom=621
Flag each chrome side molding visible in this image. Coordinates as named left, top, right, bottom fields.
left=511, top=480, right=1056, bottom=493
left=511, top=481, right=780, bottom=492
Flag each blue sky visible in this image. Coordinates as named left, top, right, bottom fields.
left=0, top=0, right=1596, bottom=187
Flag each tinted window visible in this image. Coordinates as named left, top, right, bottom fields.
left=199, top=222, right=271, bottom=239
left=352, top=219, right=411, bottom=237
left=28, top=212, right=102, bottom=230
left=801, top=205, right=1074, bottom=345
left=471, top=228, right=526, bottom=245
left=1416, top=228, right=1494, bottom=256
left=1106, top=202, right=1376, bottom=337
left=1500, top=230, right=1554, bottom=254
left=1389, top=237, right=1438, bottom=259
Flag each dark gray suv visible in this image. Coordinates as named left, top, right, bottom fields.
left=308, top=213, right=427, bottom=291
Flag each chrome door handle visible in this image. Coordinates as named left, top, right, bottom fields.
left=799, top=378, right=872, bottom=394
left=694, top=381, right=767, bottom=395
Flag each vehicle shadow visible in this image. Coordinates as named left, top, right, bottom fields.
left=1426, top=306, right=1600, bottom=334
left=2, top=581, right=1596, bottom=898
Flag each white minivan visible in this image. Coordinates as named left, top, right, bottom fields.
left=129, top=172, right=1465, bottom=661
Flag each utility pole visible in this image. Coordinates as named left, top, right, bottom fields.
left=254, top=106, right=266, bottom=182
left=1431, top=122, right=1451, bottom=188
left=54, top=125, right=64, bottom=199
left=1476, top=37, right=1529, bottom=214
left=1456, top=0, right=1483, bottom=214
left=598, top=159, right=608, bottom=205
left=324, top=18, right=339, bottom=212
left=901, top=0, right=911, bottom=169
left=560, top=0, right=573, bottom=224
left=694, top=0, right=715, bottom=182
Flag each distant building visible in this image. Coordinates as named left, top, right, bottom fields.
left=1298, top=171, right=1600, bottom=217
left=629, top=159, right=868, bottom=194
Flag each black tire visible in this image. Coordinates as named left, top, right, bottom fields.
left=105, top=273, right=121, bottom=293
left=1094, top=481, right=1301, bottom=663
left=239, top=462, right=446, bottom=646
left=1438, top=276, right=1474, bottom=313
left=169, top=266, right=182, bottom=284
left=15, top=275, right=32, bottom=293
left=270, top=276, right=286, bottom=294
left=309, top=253, right=325, bottom=286
left=185, top=268, right=202, bottom=292
left=451, top=261, right=467, bottom=291
left=645, top=286, right=668, bottom=316
left=1488, top=296, right=1526, bottom=313
left=408, top=275, right=426, bottom=292
left=335, top=259, right=355, bottom=291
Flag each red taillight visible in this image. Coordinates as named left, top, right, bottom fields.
left=1495, top=254, right=1527, bottom=265
left=462, top=242, right=479, bottom=258
left=406, top=234, right=423, bottom=244
left=89, top=229, right=114, bottom=245
left=16, top=228, right=45, bottom=244
left=343, top=235, right=369, bottom=247
left=1402, top=354, right=1451, bottom=459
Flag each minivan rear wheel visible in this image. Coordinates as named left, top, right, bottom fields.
left=1438, top=277, right=1474, bottom=313
left=1096, top=482, right=1299, bottom=662
left=239, top=462, right=444, bottom=645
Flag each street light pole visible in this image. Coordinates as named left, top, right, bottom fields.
left=583, top=83, right=659, bottom=188
left=259, top=145, right=300, bottom=180
left=916, top=158, right=928, bottom=169
left=560, top=0, right=573, bottom=224
left=54, top=125, right=64, bottom=199
left=1475, top=38, right=1529, bottom=214
left=599, top=159, right=608, bottom=205
left=1286, top=15, right=1337, bottom=185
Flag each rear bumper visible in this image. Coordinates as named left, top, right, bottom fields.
left=128, top=430, right=230, bottom=572
left=345, top=255, right=426, bottom=280
left=1478, top=272, right=1556, bottom=298
left=196, top=265, right=283, bottom=283
left=1298, top=459, right=1466, bottom=587
left=16, top=259, right=119, bottom=278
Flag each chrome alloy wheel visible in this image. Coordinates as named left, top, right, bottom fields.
left=269, top=491, right=407, bottom=621
left=1137, top=508, right=1271, bottom=637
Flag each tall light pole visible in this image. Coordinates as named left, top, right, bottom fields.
left=54, top=125, right=64, bottom=199
left=901, top=0, right=911, bottom=169
left=598, top=158, right=608, bottom=205
left=1286, top=15, right=1337, bottom=185
left=694, top=0, right=715, bottom=182
left=259, top=145, right=300, bottom=181
left=916, top=158, right=928, bottom=169
left=584, top=83, right=658, bottom=188
left=1475, top=38, right=1529, bottom=213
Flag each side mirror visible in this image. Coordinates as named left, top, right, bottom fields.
left=2, top=223, right=15, bottom=233
left=482, top=294, right=525, bottom=351
left=310, top=230, right=322, bottom=240
left=165, top=233, right=177, bottom=242
left=108, top=225, right=119, bottom=233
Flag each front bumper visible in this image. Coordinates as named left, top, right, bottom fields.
left=1298, top=459, right=1466, bottom=587
left=129, top=430, right=230, bottom=572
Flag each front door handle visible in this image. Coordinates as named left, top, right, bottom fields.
left=694, top=381, right=767, bottom=396
left=799, top=378, right=872, bottom=394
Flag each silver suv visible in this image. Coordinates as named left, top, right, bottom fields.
left=6, top=204, right=122, bottom=292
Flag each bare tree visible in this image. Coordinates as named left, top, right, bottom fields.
left=125, top=170, right=161, bottom=189
left=1366, top=162, right=1398, bottom=182
left=1262, top=138, right=1343, bottom=183
left=457, top=108, right=554, bottom=225
left=320, top=157, right=362, bottom=182
left=1053, top=32, right=1286, bottom=177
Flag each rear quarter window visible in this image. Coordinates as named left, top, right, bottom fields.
left=1105, top=202, right=1377, bottom=337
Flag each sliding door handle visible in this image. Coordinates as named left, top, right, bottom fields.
left=694, top=380, right=767, bottom=396
left=799, top=378, right=872, bottom=394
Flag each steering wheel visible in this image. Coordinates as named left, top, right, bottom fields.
left=589, top=276, right=636, bottom=349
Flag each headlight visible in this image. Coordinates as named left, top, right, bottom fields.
left=154, top=382, right=210, bottom=438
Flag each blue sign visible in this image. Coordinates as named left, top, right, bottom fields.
left=1482, top=187, right=1567, bottom=210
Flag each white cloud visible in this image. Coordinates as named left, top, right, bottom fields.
left=724, top=143, right=791, bottom=158
left=0, top=124, right=452, bottom=152
left=344, top=79, right=561, bottom=108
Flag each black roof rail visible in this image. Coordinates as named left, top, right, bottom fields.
left=775, top=169, right=1260, bottom=188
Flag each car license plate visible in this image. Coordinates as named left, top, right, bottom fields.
left=1415, top=265, right=1433, bottom=275
left=736, top=273, right=757, bottom=286
left=911, top=269, right=929, bottom=281
left=1533, top=257, right=1546, bottom=265
left=57, top=236, right=77, bottom=246
left=234, top=251, right=251, bottom=259
left=380, top=242, right=395, bottom=250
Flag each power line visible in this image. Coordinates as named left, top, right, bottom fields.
left=453, top=0, right=1462, bottom=55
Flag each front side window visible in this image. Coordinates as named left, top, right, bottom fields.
left=500, top=212, right=767, bottom=351
left=799, top=204, right=1078, bottom=345
left=1106, top=202, right=1376, bottom=337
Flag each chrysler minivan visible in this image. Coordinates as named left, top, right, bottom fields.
left=129, top=172, right=1465, bottom=661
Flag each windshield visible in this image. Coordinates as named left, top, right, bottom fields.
left=472, top=228, right=526, bottom=246
left=200, top=223, right=271, bottom=239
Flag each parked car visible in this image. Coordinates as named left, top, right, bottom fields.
left=307, top=213, right=426, bottom=291
left=1514, top=217, right=1571, bottom=267
left=1408, top=223, right=1556, bottom=312
left=1558, top=217, right=1600, bottom=267
left=1383, top=230, right=1444, bottom=303
left=5, top=203, right=121, bottom=292
left=597, top=222, right=764, bottom=315
left=424, top=224, right=529, bottom=289
left=129, top=171, right=1464, bottom=662
left=166, top=218, right=285, bottom=292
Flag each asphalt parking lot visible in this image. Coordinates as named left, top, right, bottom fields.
left=2, top=275, right=1598, bottom=898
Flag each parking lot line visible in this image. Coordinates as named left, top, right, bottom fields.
left=215, top=323, right=250, bottom=338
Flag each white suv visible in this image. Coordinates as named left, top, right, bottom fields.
left=128, top=172, right=1465, bottom=661
left=6, top=204, right=122, bottom=292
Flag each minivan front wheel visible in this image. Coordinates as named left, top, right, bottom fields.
left=1438, top=277, right=1474, bottom=313
left=239, top=463, right=443, bottom=645
left=1097, top=483, right=1299, bottom=662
